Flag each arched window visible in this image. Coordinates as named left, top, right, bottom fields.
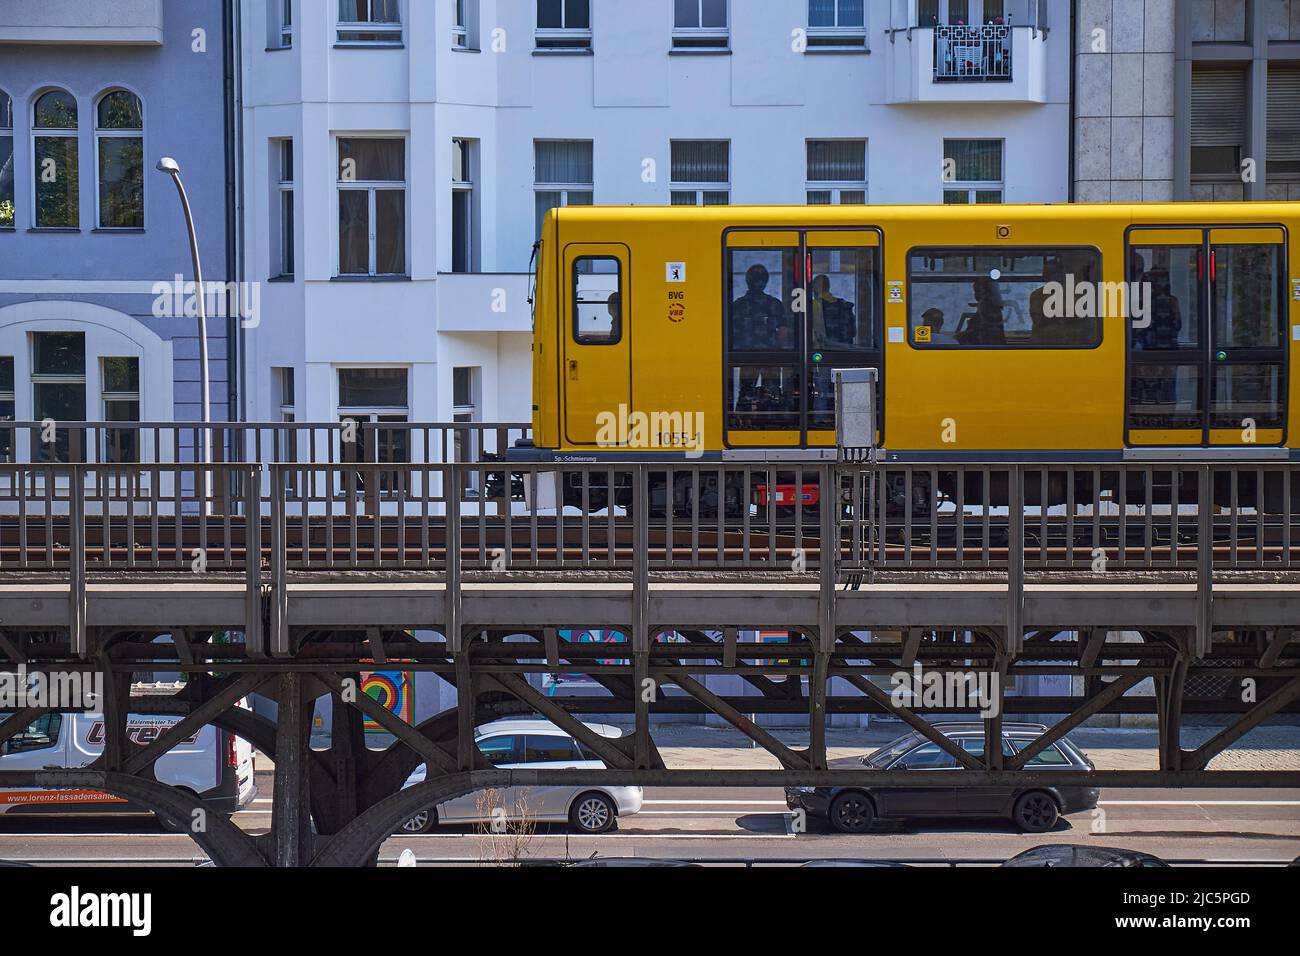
left=0, top=90, right=13, bottom=228
left=96, top=90, right=143, bottom=229
left=33, top=89, right=79, bottom=229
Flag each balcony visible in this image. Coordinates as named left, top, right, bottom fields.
left=436, top=273, right=532, bottom=334
left=885, top=24, right=1048, bottom=104
left=0, top=0, right=164, bottom=45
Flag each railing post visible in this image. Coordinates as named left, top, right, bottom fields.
left=1196, top=464, right=1214, bottom=658
left=445, top=462, right=462, bottom=654
left=244, top=465, right=264, bottom=658
left=810, top=461, right=838, bottom=771
left=1007, top=465, right=1024, bottom=657
left=270, top=464, right=289, bottom=657
left=632, top=464, right=651, bottom=769
left=69, top=464, right=87, bottom=658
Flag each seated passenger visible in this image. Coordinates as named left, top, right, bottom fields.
left=921, top=308, right=958, bottom=345
left=955, top=276, right=1007, bottom=345
left=1029, top=257, right=1069, bottom=344
left=731, top=264, right=787, bottom=350
left=809, top=274, right=856, bottom=349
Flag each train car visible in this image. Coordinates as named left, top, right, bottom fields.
left=513, top=202, right=1299, bottom=511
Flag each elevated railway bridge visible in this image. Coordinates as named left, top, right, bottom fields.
left=0, top=421, right=1297, bottom=866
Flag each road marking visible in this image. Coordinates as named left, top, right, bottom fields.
left=1100, top=800, right=1300, bottom=806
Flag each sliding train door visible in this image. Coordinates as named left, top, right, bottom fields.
left=1126, top=226, right=1289, bottom=447
left=722, top=226, right=883, bottom=449
left=562, top=242, right=631, bottom=446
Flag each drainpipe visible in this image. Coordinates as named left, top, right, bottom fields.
left=222, top=0, right=244, bottom=426
left=1068, top=0, right=1077, bottom=203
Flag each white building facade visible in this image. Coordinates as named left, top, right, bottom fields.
left=239, top=0, right=1071, bottom=434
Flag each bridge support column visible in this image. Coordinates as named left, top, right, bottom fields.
left=271, top=672, right=314, bottom=867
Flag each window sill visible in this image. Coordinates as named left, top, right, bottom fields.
left=532, top=47, right=593, bottom=56
left=268, top=274, right=295, bottom=283
left=0, top=227, right=14, bottom=233
left=28, top=227, right=80, bottom=233
left=92, top=227, right=145, bottom=234
left=330, top=274, right=411, bottom=282
left=453, top=45, right=481, bottom=53
left=334, top=41, right=405, bottom=49
left=669, top=47, right=732, bottom=55
left=265, top=45, right=292, bottom=52
left=805, top=46, right=870, bottom=55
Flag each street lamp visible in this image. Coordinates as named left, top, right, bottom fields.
left=157, top=157, right=212, bottom=505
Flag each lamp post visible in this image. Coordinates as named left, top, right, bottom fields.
left=157, top=157, right=212, bottom=499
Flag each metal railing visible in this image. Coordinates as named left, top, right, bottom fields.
left=933, top=24, right=1012, bottom=81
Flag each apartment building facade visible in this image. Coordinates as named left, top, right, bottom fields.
left=0, top=0, right=237, bottom=460
left=1074, top=0, right=1300, bottom=202
left=240, top=0, right=1072, bottom=438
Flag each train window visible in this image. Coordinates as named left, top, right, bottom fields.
left=1210, top=364, right=1285, bottom=429
left=809, top=246, right=877, bottom=351
left=908, top=247, right=1103, bottom=348
left=1128, top=365, right=1203, bottom=429
left=728, top=248, right=798, bottom=351
left=727, top=366, right=800, bottom=431
left=572, top=256, right=621, bottom=344
left=1213, top=245, right=1284, bottom=349
left=1129, top=246, right=1200, bottom=351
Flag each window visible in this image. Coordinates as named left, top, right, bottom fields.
left=958, top=736, right=1016, bottom=758
left=807, top=0, right=866, bottom=49
left=670, top=140, right=729, bottom=205
left=32, top=331, right=87, bottom=462
left=476, top=735, right=520, bottom=766
left=673, top=0, right=728, bottom=49
left=453, top=0, right=478, bottom=48
left=33, top=89, right=79, bottom=229
left=337, top=137, right=406, bottom=276
left=806, top=139, right=866, bottom=204
left=274, top=366, right=296, bottom=421
left=896, top=742, right=958, bottom=770
left=524, top=735, right=583, bottom=762
left=4, top=713, right=62, bottom=754
left=102, top=356, right=140, bottom=463
left=536, top=0, right=591, bottom=50
left=1267, top=67, right=1300, bottom=179
left=534, top=140, right=593, bottom=237
left=338, top=367, right=410, bottom=489
left=337, top=0, right=401, bottom=43
left=96, top=90, right=143, bottom=230
left=942, top=138, right=1002, bottom=203
left=1191, top=68, right=1247, bottom=177
left=451, top=137, right=476, bottom=273
left=0, top=90, right=12, bottom=227
left=452, top=366, right=480, bottom=466
left=274, top=139, right=294, bottom=277
left=0, top=356, right=13, bottom=462
left=276, top=0, right=293, bottom=47
left=573, top=257, right=622, bottom=344
left=1012, top=741, right=1070, bottom=766
left=908, top=247, right=1103, bottom=348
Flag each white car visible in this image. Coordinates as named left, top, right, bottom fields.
left=398, top=719, right=642, bottom=835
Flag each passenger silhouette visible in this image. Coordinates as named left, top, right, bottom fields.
left=731, top=264, right=786, bottom=350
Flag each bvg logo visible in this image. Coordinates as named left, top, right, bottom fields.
left=49, top=886, right=152, bottom=937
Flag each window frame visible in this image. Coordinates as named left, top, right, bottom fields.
left=0, top=355, right=14, bottom=463
left=101, top=355, right=140, bottom=464
left=31, top=88, right=80, bottom=230
left=905, top=244, right=1106, bottom=351
left=451, top=137, right=477, bottom=273
left=94, top=89, right=144, bottom=231
left=334, top=136, right=408, bottom=278
left=805, top=138, right=868, bottom=205
left=534, top=139, right=594, bottom=237
left=30, top=330, right=88, bottom=463
left=669, top=139, right=730, bottom=206
left=672, top=0, right=730, bottom=50
left=535, top=0, right=593, bottom=51
left=0, top=89, right=13, bottom=229
left=806, top=0, right=867, bottom=50
left=275, top=138, right=295, bottom=278
left=336, top=0, right=403, bottom=45
left=942, top=137, right=1004, bottom=204
left=279, top=0, right=293, bottom=47
left=572, top=255, right=623, bottom=346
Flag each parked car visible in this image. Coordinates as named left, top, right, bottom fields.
left=785, top=722, right=1098, bottom=834
left=399, top=719, right=642, bottom=835
left=569, top=857, right=699, bottom=867
left=1002, top=845, right=1168, bottom=867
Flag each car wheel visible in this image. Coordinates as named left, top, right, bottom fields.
left=569, top=792, right=617, bottom=834
left=400, top=808, right=436, bottom=835
left=828, top=791, right=875, bottom=834
left=1012, top=791, right=1059, bottom=833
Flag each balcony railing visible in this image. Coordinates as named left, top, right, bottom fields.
left=934, top=24, right=1012, bottom=81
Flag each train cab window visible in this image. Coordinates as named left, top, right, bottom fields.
left=573, top=256, right=622, bottom=344
left=728, top=248, right=799, bottom=351
left=908, top=247, right=1103, bottom=348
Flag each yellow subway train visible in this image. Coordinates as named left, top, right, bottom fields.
left=512, top=202, right=1298, bottom=512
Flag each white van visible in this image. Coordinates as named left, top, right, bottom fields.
left=0, top=699, right=257, bottom=827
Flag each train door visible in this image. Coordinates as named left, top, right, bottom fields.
left=723, top=227, right=883, bottom=448
left=1126, top=226, right=1289, bottom=447
left=563, top=243, right=630, bottom=446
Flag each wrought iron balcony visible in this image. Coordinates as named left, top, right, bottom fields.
left=933, top=24, right=1013, bottom=82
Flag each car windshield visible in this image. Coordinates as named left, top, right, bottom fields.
left=864, top=732, right=921, bottom=768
